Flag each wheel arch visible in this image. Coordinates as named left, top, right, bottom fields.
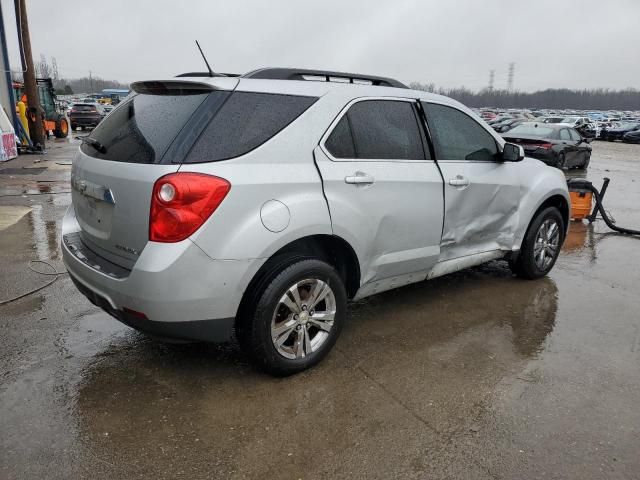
left=516, top=194, right=569, bottom=255
left=236, top=234, right=361, bottom=322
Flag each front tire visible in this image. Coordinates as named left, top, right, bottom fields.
left=237, top=258, right=347, bottom=376
left=556, top=152, right=566, bottom=169
left=510, top=207, right=565, bottom=279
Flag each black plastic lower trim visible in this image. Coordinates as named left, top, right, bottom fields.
left=69, top=273, right=235, bottom=343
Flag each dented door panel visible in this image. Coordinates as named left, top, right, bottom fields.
left=437, top=160, right=520, bottom=261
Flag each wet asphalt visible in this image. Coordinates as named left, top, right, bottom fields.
left=1, top=137, right=639, bottom=479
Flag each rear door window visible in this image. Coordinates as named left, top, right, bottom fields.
left=81, top=92, right=210, bottom=163
left=559, top=129, right=571, bottom=141
left=324, top=100, right=426, bottom=160
left=422, top=102, right=498, bottom=161
left=184, top=92, right=318, bottom=163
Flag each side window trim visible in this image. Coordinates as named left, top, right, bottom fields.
left=320, top=96, right=431, bottom=162
left=421, top=101, right=502, bottom=162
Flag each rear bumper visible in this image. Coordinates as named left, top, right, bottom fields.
left=525, top=150, right=556, bottom=165
left=62, top=205, right=265, bottom=342
left=68, top=274, right=235, bottom=342
left=70, top=116, right=101, bottom=126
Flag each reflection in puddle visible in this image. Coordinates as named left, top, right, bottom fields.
left=71, top=264, right=559, bottom=477
left=28, top=204, right=61, bottom=260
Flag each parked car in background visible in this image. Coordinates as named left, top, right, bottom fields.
left=600, top=122, right=640, bottom=142
left=62, top=69, right=570, bottom=375
left=69, top=103, right=105, bottom=130
left=493, top=118, right=526, bottom=133
left=480, top=110, right=497, bottom=121
left=623, top=129, right=640, bottom=144
left=503, top=122, right=592, bottom=169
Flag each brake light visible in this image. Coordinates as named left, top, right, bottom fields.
left=149, top=172, right=230, bottom=242
left=538, top=143, right=553, bottom=150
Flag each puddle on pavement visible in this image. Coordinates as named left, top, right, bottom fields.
left=66, top=262, right=560, bottom=477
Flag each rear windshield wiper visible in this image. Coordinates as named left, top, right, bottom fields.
left=80, top=136, right=107, bottom=154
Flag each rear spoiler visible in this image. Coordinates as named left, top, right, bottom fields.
left=130, top=80, right=218, bottom=95
left=131, top=78, right=240, bottom=95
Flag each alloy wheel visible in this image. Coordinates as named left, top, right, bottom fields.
left=270, top=278, right=336, bottom=360
left=534, top=219, right=560, bottom=270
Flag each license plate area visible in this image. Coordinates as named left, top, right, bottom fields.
left=73, top=191, right=114, bottom=240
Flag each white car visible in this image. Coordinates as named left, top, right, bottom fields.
left=62, top=68, right=570, bottom=375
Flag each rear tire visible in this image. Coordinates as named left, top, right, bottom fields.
left=510, top=207, right=565, bottom=280
left=236, top=258, right=347, bottom=376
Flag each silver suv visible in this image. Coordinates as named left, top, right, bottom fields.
left=62, top=68, right=570, bottom=375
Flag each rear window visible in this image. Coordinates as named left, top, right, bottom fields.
left=81, top=92, right=209, bottom=163
left=508, top=124, right=557, bottom=138
left=72, top=105, right=97, bottom=112
left=184, top=92, right=318, bottom=163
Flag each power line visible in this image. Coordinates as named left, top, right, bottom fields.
left=507, top=62, right=515, bottom=91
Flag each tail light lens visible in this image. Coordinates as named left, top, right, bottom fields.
left=150, top=172, right=231, bottom=243
left=538, top=143, right=553, bottom=150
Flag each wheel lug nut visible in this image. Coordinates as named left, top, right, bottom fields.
left=296, top=325, right=302, bottom=330
left=310, top=310, right=315, bottom=316
left=302, top=305, right=307, bottom=311
left=293, top=314, right=299, bottom=320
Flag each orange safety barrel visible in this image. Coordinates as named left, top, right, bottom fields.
left=569, top=189, right=593, bottom=220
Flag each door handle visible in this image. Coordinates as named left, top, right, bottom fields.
left=448, top=176, right=470, bottom=187
left=345, top=172, right=375, bottom=185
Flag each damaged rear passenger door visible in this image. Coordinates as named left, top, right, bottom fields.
left=422, top=102, right=520, bottom=262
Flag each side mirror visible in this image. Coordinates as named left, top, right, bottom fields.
left=502, top=142, right=524, bottom=162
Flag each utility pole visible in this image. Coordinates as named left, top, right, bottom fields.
left=488, top=69, right=495, bottom=92
left=89, top=70, right=93, bottom=93
left=507, top=62, right=515, bottom=91
left=16, top=0, right=44, bottom=146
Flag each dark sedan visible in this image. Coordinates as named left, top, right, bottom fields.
left=600, top=122, right=640, bottom=142
left=623, top=129, right=640, bottom=144
left=503, top=122, right=592, bottom=169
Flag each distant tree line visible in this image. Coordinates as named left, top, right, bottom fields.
left=409, top=82, right=640, bottom=111
left=11, top=54, right=128, bottom=96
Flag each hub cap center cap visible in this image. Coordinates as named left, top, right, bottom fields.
left=299, top=311, right=310, bottom=325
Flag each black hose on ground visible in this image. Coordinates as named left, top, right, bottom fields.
left=569, top=178, right=640, bottom=236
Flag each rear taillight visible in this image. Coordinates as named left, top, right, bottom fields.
left=149, top=172, right=231, bottom=243
left=538, top=143, right=553, bottom=150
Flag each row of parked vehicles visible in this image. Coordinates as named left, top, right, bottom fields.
left=477, top=108, right=640, bottom=143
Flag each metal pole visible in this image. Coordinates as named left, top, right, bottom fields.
left=16, top=0, right=45, bottom=146
left=0, top=2, right=20, bottom=130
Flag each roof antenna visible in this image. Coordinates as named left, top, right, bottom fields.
left=195, top=40, right=220, bottom=77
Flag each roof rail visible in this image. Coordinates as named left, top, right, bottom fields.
left=242, top=68, right=408, bottom=89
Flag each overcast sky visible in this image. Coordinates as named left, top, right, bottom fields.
left=2, top=0, right=639, bottom=91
